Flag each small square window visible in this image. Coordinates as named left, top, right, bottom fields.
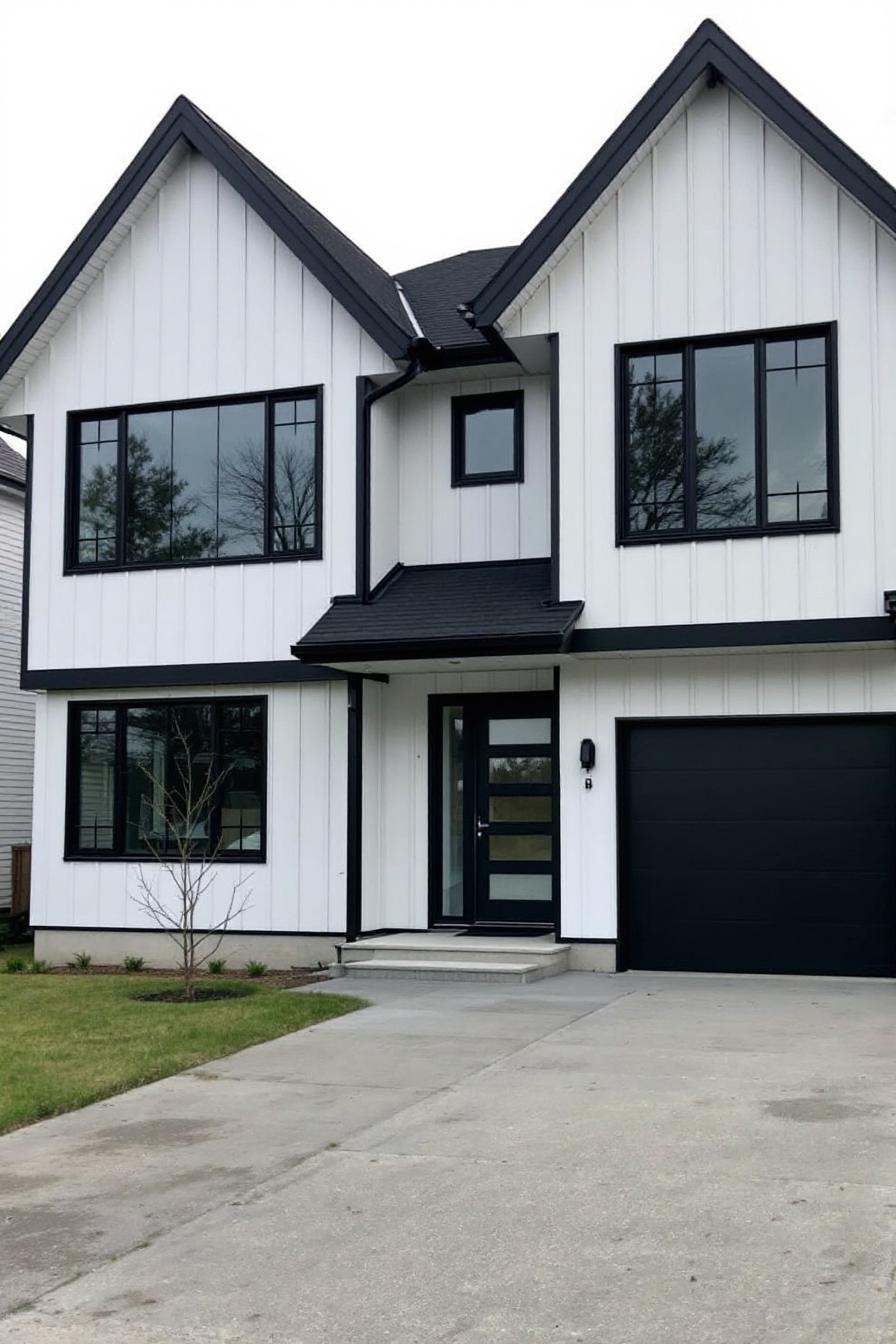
left=451, top=391, right=523, bottom=487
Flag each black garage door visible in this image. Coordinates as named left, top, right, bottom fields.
left=620, top=718, right=896, bottom=977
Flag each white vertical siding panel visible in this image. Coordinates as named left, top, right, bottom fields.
left=98, top=573, right=129, bottom=665
left=326, top=303, right=357, bottom=599
left=617, top=157, right=654, bottom=341
left=583, top=201, right=618, bottom=623
left=762, top=127, right=800, bottom=327
left=652, top=114, right=689, bottom=337
left=153, top=569, right=186, bottom=664
left=299, top=269, right=331, bottom=388
left=297, top=682, right=330, bottom=931
left=727, top=93, right=764, bottom=330
left=131, top=195, right=162, bottom=403
left=687, top=87, right=727, bottom=332
left=694, top=542, right=727, bottom=622
left=268, top=683, right=300, bottom=930
left=875, top=229, right=896, bottom=596
left=212, top=567, right=245, bottom=662
left=398, top=387, right=433, bottom=563
left=215, top=180, right=247, bottom=393
left=271, top=562, right=304, bottom=663
left=326, top=683, right=348, bottom=933
left=47, top=319, right=78, bottom=668
left=126, top=570, right=157, bottom=664
left=273, top=241, right=302, bottom=387
left=77, top=278, right=106, bottom=409
left=837, top=196, right=877, bottom=617
left=241, top=565, right=275, bottom=662
left=158, top=161, right=191, bottom=401
left=800, top=161, right=838, bottom=323
left=518, top=279, right=549, bottom=337
left=553, top=240, right=586, bottom=603
left=519, top=377, right=550, bottom=557
left=187, top=154, right=218, bottom=396
left=244, top=209, right=276, bottom=391
left=104, top=230, right=134, bottom=405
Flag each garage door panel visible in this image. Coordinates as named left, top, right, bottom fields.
left=622, top=719, right=896, bottom=977
left=626, top=721, right=896, bottom=773
left=627, top=869, right=896, bottom=927
left=627, top=767, right=896, bottom=825
left=629, top=820, right=896, bottom=876
left=625, top=914, right=896, bottom=976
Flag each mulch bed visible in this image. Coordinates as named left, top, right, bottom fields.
left=44, top=965, right=333, bottom=989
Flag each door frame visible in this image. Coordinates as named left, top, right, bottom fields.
left=615, top=712, right=896, bottom=974
left=427, top=689, right=561, bottom=933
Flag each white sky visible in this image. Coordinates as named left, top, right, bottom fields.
left=1, top=0, right=894, bottom=338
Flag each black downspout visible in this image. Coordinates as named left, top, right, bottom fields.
left=355, top=338, right=431, bottom=602
left=345, top=674, right=364, bottom=942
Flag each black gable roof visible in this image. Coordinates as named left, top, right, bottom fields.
left=395, top=247, right=515, bottom=349
left=293, top=560, right=583, bottom=664
left=0, top=96, right=415, bottom=392
left=471, top=18, right=896, bottom=327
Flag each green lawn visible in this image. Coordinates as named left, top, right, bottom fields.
left=0, top=961, right=362, bottom=1133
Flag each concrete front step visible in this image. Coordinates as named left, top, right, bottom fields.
left=340, top=959, right=550, bottom=984
left=341, top=934, right=568, bottom=964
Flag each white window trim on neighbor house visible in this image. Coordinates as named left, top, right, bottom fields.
left=2, top=20, right=896, bottom=977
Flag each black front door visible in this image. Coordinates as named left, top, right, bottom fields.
left=431, top=693, right=557, bottom=927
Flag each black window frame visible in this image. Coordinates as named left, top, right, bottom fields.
left=451, top=390, right=524, bottom=488
left=65, top=386, right=324, bottom=574
left=65, top=695, right=268, bottom=862
left=615, top=322, right=839, bottom=545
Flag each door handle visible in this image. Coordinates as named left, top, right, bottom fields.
left=476, top=819, right=490, bottom=837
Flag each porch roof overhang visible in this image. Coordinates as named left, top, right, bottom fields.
left=292, top=559, right=583, bottom=666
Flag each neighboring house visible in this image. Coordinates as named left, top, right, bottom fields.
left=0, top=438, right=33, bottom=910
left=1, top=19, right=895, bottom=977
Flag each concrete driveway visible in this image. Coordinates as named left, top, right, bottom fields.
left=0, top=971, right=894, bottom=1343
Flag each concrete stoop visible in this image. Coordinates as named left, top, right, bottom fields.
left=336, top=932, right=570, bottom=984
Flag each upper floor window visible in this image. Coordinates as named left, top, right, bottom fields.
left=68, top=388, right=322, bottom=571
left=67, top=697, right=266, bottom=860
left=617, top=324, right=837, bottom=543
left=451, top=391, right=523, bottom=487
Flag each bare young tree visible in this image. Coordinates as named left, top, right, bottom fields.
left=130, top=717, right=252, bottom=1000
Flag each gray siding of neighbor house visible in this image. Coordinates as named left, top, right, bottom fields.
left=0, top=478, right=33, bottom=906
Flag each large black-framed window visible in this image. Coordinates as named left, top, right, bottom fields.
left=66, top=697, right=267, bottom=861
left=451, top=391, right=524, bottom=487
left=67, top=387, right=323, bottom=572
left=617, top=323, right=838, bottom=544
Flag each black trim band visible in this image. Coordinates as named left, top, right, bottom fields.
left=570, top=617, right=895, bottom=654
left=23, top=661, right=347, bottom=691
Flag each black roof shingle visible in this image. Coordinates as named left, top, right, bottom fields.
left=293, top=560, right=582, bottom=663
left=395, top=247, right=515, bottom=349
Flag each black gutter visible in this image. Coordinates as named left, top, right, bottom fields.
left=570, top=616, right=896, bottom=654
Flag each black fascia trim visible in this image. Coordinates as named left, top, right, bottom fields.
left=32, top=924, right=344, bottom=937
left=0, top=97, right=410, bottom=390
left=20, top=415, right=33, bottom=687
left=471, top=19, right=896, bottom=327
left=295, top=627, right=581, bottom=665
left=616, top=321, right=839, bottom=545
left=23, top=661, right=347, bottom=692
left=66, top=385, right=324, bottom=573
left=65, top=694, right=268, bottom=862
left=571, top=616, right=895, bottom=654
left=451, top=390, right=524, bottom=488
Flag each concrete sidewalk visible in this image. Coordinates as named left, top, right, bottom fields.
left=1, top=972, right=894, bottom=1342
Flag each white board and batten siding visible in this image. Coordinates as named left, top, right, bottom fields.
left=369, top=373, right=551, bottom=588
left=6, top=149, right=395, bottom=673
left=560, top=648, right=896, bottom=940
left=504, top=84, right=896, bottom=629
left=32, top=681, right=347, bottom=934
left=0, top=484, right=34, bottom=907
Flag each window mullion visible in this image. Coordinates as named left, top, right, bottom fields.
left=755, top=337, right=767, bottom=529
left=116, top=412, right=127, bottom=566
left=683, top=343, right=696, bottom=534
left=264, top=396, right=274, bottom=557
left=210, top=703, right=222, bottom=855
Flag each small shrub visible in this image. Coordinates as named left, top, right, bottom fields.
left=122, top=955, right=145, bottom=972
left=70, top=951, right=92, bottom=970
left=29, top=959, right=49, bottom=974
left=207, top=958, right=227, bottom=976
left=245, top=960, right=267, bottom=978
left=4, top=957, right=26, bottom=974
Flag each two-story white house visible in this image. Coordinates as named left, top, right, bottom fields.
left=2, top=20, right=895, bottom=979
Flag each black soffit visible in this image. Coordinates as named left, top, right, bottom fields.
left=470, top=19, right=896, bottom=327
left=293, top=560, right=584, bottom=663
